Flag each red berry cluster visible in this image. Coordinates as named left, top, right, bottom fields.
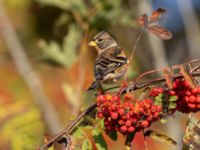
left=149, top=87, right=164, bottom=97
left=97, top=93, right=162, bottom=135
left=149, top=79, right=200, bottom=114
left=172, top=79, right=200, bottom=113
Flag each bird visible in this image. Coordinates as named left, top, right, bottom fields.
left=87, top=31, right=129, bottom=91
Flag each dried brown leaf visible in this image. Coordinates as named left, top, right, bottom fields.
left=150, top=8, right=166, bottom=22
left=138, top=14, right=148, bottom=27
left=147, top=25, right=173, bottom=40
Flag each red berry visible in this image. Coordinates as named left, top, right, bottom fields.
left=131, top=118, right=137, bottom=124
left=169, top=90, right=176, bottom=96
left=111, top=112, right=118, bottom=120
left=118, top=108, right=125, bottom=115
left=192, top=88, right=199, bottom=94
left=151, top=106, right=157, bottom=113
left=118, top=120, right=125, bottom=125
left=197, top=104, right=200, bottom=109
left=128, top=126, right=135, bottom=133
left=112, top=95, right=120, bottom=101
left=157, top=106, right=162, bottom=112
left=97, top=112, right=103, bottom=119
left=188, top=103, right=196, bottom=109
left=196, top=96, right=200, bottom=103
left=189, top=95, right=196, bottom=103
left=120, top=125, right=127, bottom=133
left=157, top=88, right=164, bottom=94
left=106, top=94, right=112, bottom=100
left=141, top=120, right=149, bottom=128
left=147, top=115, right=153, bottom=121
left=185, top=96, right=189, bottom=103
left=124, top=93, right=134, bottom=101
left=125, top=120, right=132, bottom=127
left=186, top=91, right=192, bottom=96
left=110, top=104, right=116, bottom=111
left=153, top=112, right=159, bottom=119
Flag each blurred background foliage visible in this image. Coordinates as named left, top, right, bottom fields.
left=0, top=0, right=200, bottom=149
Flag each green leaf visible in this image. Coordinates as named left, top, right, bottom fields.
left=82, top=139, right=93, bottom=150
left=144, top=130, right=177, bottom=145
left=169, top=96, right=178, bottom=102
left=39, top=24, right=82, bottom=67
left=107, top=131, right=118, bottom=141
left=169, top=102, right=177, bottom=109
left=73, top=127, right=85, bottom=139
left=155, top=94, right=162, bottom=102
left=92, top=128, right=107, bottom=150
left=125, top=133, right=135, bottom=147
left=160, top=118, right=168, bottom=124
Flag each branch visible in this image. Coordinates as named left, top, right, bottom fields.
left=40, top=67, right=200, bottom=149
left=121, top=70, right=200, bottom=94
left=40, top=103, right=97, bottom=150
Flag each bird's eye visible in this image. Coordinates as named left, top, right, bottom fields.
left=96, top=38, right=103, bottom=43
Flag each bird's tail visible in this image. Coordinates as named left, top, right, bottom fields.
left=87, top=80, right=101, bottom=91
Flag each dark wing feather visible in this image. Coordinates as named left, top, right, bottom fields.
left=93, top=46, right=127, bottom=80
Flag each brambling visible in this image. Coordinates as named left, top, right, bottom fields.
left=87, top=31, right=129, bottom=90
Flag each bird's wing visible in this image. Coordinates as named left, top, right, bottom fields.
left=94, top=46, right=127, bottom=80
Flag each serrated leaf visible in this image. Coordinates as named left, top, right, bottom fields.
left=169, top=102, right=177, bottom=109
left=144, top=130, right=176, bottom=145
left=82, top=139, right=93, bottom=150
left=169, top=96, right=178, bottom=102
left=107, top=131, right=118, bottom=141
left=92, top=128, right=107, bottom=150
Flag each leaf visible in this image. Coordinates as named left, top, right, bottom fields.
left=138, top=14, right=148, bottom=27
left=82, top=139, right=93, bottom=150
left=73, top=127, right=85, bottom=139
left=92, top=128, right=107, bottom=150
left=169, top=102, right=177, bottom=109
left=125, top=133, right=135, bottom=147
left=160, top=118, right=168, bottom=124
left=144, top=130, right=177, bottom=145
left=150, top=8, right=166, bottom=22
left=169, top=96, right=178, bottom=102
left=62, top=24, right=82, bottom=66
left=147, top=25, right=173, bottom=40
left=38, top=24, right=82, bottom=67
left=107, top=131, right=118, bottom=141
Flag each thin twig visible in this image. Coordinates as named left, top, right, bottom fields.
left=129, top=29, right=145, bottom=63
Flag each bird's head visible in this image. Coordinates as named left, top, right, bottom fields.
left=88, top=31, right=117, bottom=54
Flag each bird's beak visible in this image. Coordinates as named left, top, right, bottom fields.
left=88, top=41, right=97, bottom=47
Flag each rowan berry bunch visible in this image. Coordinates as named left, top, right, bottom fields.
left=96, top=93, right=162, bottom=135
left=172, top=79, right=200, bottom=113
left=149, top=79, right=200, bottom=114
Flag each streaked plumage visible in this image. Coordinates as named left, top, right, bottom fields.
left=88, top=31, right=129, bottom=90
